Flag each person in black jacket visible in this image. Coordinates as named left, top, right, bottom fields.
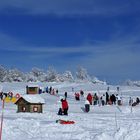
left=105, top=92, right=109, bottom=105
left=110, top=94, right=116, bottom=105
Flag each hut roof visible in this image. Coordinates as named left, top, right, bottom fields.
left=27, top=85, right=39, bottom=88
left=16, top=95, right=45, bottom=104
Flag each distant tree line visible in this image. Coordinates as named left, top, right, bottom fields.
left=123, top=79, right=140, bottom=87
left=0, top=65, right=106, bottom=84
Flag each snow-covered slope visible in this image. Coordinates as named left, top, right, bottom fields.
left=0, top=82, right=140, bottom=140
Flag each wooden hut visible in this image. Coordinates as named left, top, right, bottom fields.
left=26, top=85, right=39, bottom=94
left=15, top=95, right=45, bottom=113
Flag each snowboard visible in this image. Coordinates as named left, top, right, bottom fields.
left=56, top=119, right=75, bottom=124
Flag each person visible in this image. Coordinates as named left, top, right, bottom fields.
left=57, top=100, right=63, bottom=115
left=85, top=99, right=90, bottom=112
left=75, top=92, right=80, bottom=100
left=56, top=89, right=58, bottom=95
left=136, top=97, right=140, bottom=104
left=61, top=99, right=69, bottom=115
left=64, top=92, right=67, bottom=99
left=46, top=87, right=48, bottom=93
left=39, top=88, right=42, bottom=94
left=117, top=87, right=120, bottom=92
left=0, top=92, right=3, bottom=100
left=132, top=97, right=140, bottom=107
left=101, top=94, right=106, bottom=106
left=105, top=92, right=109, bottom=105
left=116, top=94, right=122, bottom=105
left=52, top=89, right=55, bottom=95
left=87, top=93, right=93, bottom=105
left=98, top=96, right=102, bottom=106
left=49, top=86, right=52, bottom=94
left=72, top=87, right=74, bottom=92
left=80, top=90, right=84, bottom=96
left=93, top=93, right=98, bottom=105
left=129, top=97, right=133, bottom=106
left=110, top=94, right=116, bottom=105
left=107, top=87, right=110, bottom=92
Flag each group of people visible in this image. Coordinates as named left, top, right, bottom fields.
left=57, top=88, right=140, bottom=115
left=88, top=92, right=122, bottom=106
left=46, top=86, right=58, bottom=95
left=74, top=90, right=84, bottom=101
left=84, top=92, right=123, bottom=112
left=0, top=92, right=13, bottom=100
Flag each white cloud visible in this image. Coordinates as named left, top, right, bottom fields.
left=0, top=31, right=140, bottom=82
left=0, top=0, right=139, bottom=16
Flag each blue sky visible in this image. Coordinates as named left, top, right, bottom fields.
left=0, top=0, right=140, bottom=84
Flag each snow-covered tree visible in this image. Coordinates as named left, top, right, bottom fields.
left=0, top=65, right=7, bottom=82
left=5, top=68, right=25, bottom=82
left=123, top=80, right=140, bottom=87
left=76, top=66, right=90, bottom=81
left=91, top=76, right=107, bottom=85
left=46, top=66, right=57, bottom=82
left=0, top=65, right=106, bottom=84
left=25, top=72, right=38, bottom=82
left=30, top=67, right=47, bottom=82
left=63, top=71, right=74, bottom=82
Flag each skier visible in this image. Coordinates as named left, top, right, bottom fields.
left=85, top=99, right=90, bottom=112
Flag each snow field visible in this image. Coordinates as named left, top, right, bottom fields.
left=0, top=82, right=140, bottom=140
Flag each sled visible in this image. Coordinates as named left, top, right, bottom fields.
left=56, top=119, right=75, bottom=124
left=4, top=97, right=11, bottom=103
left=4, top=97, right=17, bottom=103
left=11, top=97, right=17, bottom=103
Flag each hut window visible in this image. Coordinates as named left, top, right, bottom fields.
left=22, top=107, right=26, bottom=112
left=33, top=107, right=38, bottom=112
left=29, top=87, right=36, bottom=92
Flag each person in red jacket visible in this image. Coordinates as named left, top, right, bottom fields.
left=87, top=93, right=92, bottom=105
left=61, top=99, right=69, bottom=115
left=75, top=92, right=80, bottom=100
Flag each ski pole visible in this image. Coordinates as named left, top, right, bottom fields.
left=0, top=99, right=5, bottom=140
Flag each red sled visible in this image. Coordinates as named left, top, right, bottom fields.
left=56, top=119, right=75, bottom=124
